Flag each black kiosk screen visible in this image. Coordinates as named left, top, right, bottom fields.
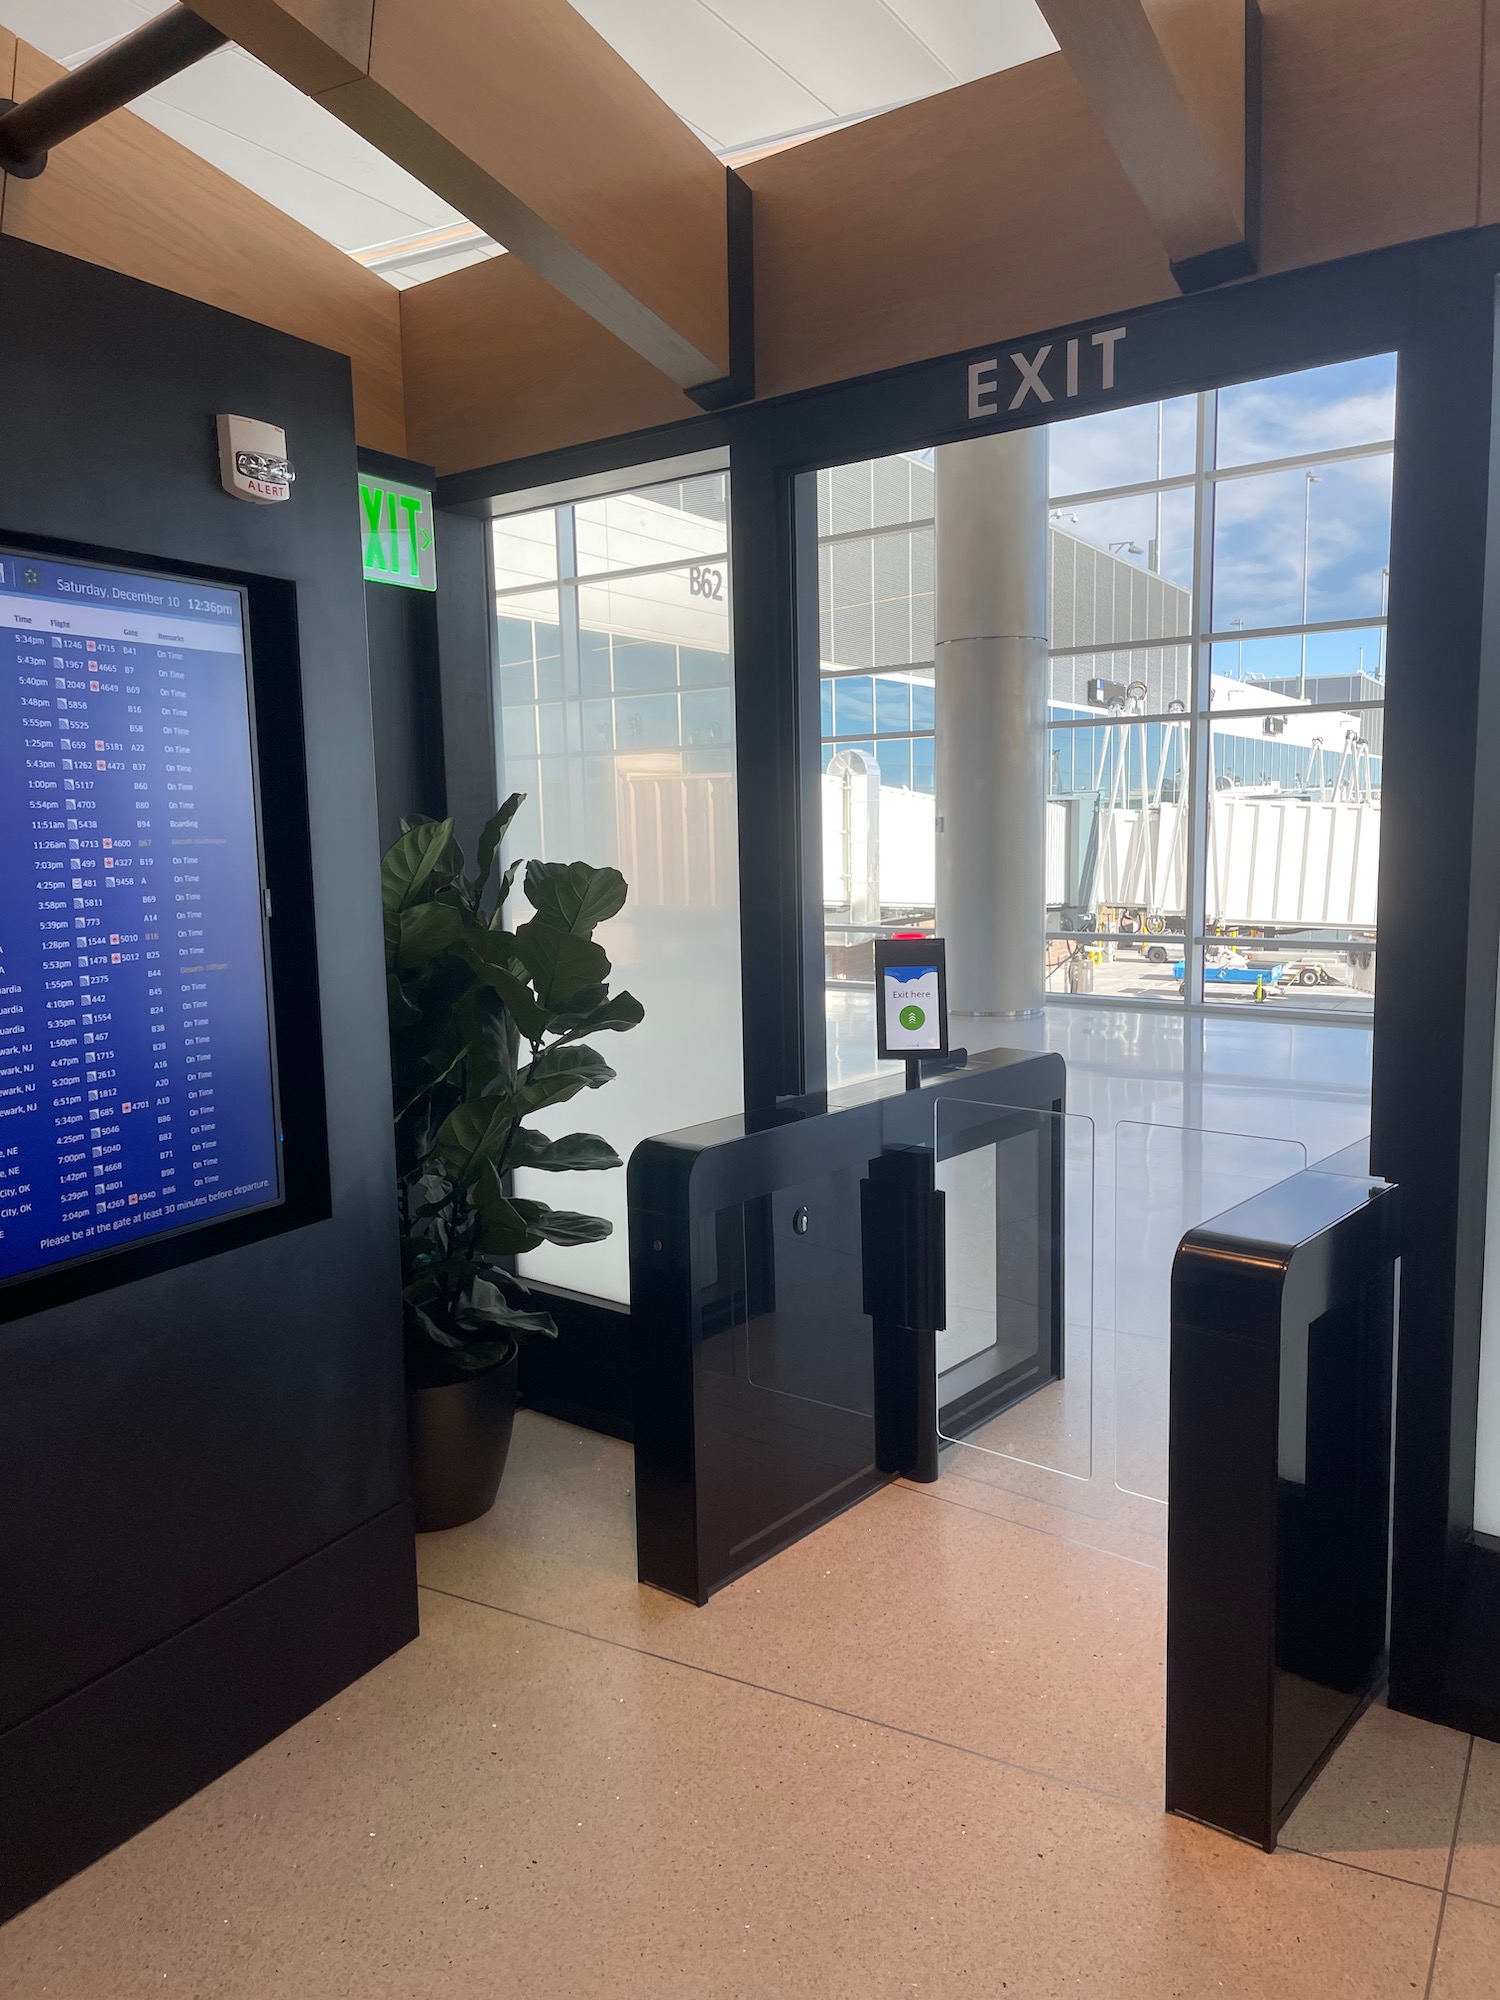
left=0, top=547, right=281, bottom=1282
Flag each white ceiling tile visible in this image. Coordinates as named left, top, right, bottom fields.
left=0, top=10, right=466, bottom=251
left=379, top=242, right=504, bottom=291
left=134, top=100, right=437, bottom=249
left=880, top=0, right=1056, bottom=82
left=570, top=0, right=831, bottom=150
left=0, top=0, right=1060, bottom=265
left=142, top=46, right=466, bottom=226
left=705, top=0, right=955, bottom=117
left=0, top=1, right=155, bottom=65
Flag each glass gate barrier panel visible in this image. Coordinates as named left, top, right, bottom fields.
left=1111, top=1121, right=1308, bottom=1504
left=933, top=1099, right=1095, bottom=1485
left=736, top=1163, right=875, bottom=1417
left=632, top=1046, right=1066, bottom=1601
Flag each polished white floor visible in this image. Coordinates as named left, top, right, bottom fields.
left=829, top=989, right=1374, bottom=1533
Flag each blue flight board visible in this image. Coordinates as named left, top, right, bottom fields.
left=0, top=547, right=281, bottom=1283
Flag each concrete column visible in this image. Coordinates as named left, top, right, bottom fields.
left=934, top=428, right=1050, bottom=1017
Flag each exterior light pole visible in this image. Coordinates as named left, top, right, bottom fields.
left=1299, top=471, right=1321, bottom=698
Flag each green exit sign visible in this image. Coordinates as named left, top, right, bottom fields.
left=360, top=477, right=437, bottom=591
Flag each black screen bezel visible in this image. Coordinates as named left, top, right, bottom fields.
left=0, top=528, right=330, bottom=1324
left=874, top=936, right=950, bottom=1061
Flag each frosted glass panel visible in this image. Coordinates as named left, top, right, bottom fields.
left=1112, top=1121, right=1307, bottom=1501
left=493, top=509, right=557, bottom=591
left=492, top=474, right=742, bottom=1304
left=574, top=475, right=729, bottom=574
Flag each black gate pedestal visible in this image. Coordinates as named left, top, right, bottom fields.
left=1166, top=1171, right=1399, bottom=1849
left=629, top=1046, right=1064, bottom=1603
left=863, top=1146, right=945, bottom=1483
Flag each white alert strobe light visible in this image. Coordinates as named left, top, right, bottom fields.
left=216, top=414, right=294, bottom=504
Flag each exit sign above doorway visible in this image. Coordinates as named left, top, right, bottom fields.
left=360, top=476, right=437, bottom=591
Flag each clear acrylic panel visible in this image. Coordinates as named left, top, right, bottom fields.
left=574, top=475, right=729, bottom=574
left=934, top=1099, right=1095, bottom=1485
left=1047, top=393, right=1197, bottom=495
left=1111, top=1121, right=1308, bottom=1503
left=576, top=564, right=730, bottom=661
left=817, top=453, right=933, bottom=537
left=739, top=1167, right=875, bottom=1417
left=1048, top=487, right=1195, bottom=594
left=1213, top=354, right=1396, bottom=468
left=492, top=509, right=558, bottom=592
left=1211, top=455, right=1393, bottom=631
left=1206, top=625, right=1387, bottom=694
left=504, top=489, right=741, bottom=1307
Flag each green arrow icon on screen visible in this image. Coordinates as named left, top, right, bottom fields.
left=899, top=1004, right=926, bottom=1032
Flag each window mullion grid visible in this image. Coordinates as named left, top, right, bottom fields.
left=495, top=547, right=730, bottom=600
left=555, top=504, right=589, bottom=855
left=1183, top=391, right=1219, bottom=1011
left=1046, top=435, right=1393, bottom=514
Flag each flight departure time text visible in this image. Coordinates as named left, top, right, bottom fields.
left=0, top=549, right=281, bottom=1284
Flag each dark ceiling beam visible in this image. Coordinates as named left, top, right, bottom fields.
left=0, top=5, right=227, bottom=179
left=189, top=0, right=737, bottom=393
left=1034, top=0, right=1260, bottom=292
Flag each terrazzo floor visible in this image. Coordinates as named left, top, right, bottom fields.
left=3, top=1004, right=1489, bottom=1998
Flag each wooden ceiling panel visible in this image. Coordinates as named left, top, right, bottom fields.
left=190, top=0, right=732, bottom=390
left=401, top=254, right=698, bottom=475
left=1257, top=0, right=1482, bottom=272
left=189, top=0, right=375, bottom=93
left=1144, top=0, right=1250, bottom=240
left=1035, top=0, right=1249, bottom=271
left=740, top=58, right=1176, bottom=400
left=1, top=40, right=406, bottom=454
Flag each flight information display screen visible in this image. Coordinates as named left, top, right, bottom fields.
left=0, top=546, right=281, bottom=1284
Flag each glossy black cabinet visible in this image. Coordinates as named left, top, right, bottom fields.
left=1166, top=1171, right=1399, bottom=1848
left=629, top=1047, right=1065, bottom=1603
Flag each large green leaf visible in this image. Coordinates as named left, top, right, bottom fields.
left=549, top=988, right=645, bottom=1046
left=524, top=860, right=627, bottom=937
left=429, top=1099, right=512, bottom=1184
left=452, top=988, right=517, bottom=1101
left=385, top=972, right=421, bottom=1027
left=381, top=817, right=455, bottom=914
left=396, top=900, right=467, bottom=968
left=486, top=965, right=554, bottom=1044
left=520, top=1043, right=616, bottom=1115
left=547, top=980, right=607, bottom=1027
left=472, top=1189, right=546, bottom=1257
left=468, top=793, right=525, bottom=902
left=512, top=919, right=609, bottom=1009
left=456, top=1278, right=557, bottom=1342
left=464, top=933, right=554, bottom=1041
left=510, top=1199, right=613, bottom=1246
left=531, top=1041, right=615, bottom=1086
left=505, top=1129, right=622, bottom=1172
left=415, top=1290, right=553, bottom=1365
left=493, top=857, right=523, bottom=916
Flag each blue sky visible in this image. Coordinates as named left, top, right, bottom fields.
left=1046, top=354, right=1398, bottom=670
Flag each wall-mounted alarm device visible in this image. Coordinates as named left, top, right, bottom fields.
left=216, top=414, right=295, bottom=504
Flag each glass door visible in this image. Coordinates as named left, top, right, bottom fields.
left=811, top=353, right=1397, bottom=1088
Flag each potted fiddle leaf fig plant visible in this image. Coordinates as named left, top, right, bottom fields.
left=383, top=795, right=642, bottom=1530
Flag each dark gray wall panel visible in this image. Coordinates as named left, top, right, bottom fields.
left=0, top=235, right=414, bottom=1908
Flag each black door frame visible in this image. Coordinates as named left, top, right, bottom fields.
left=439, top=227, right=1500, bottom=1736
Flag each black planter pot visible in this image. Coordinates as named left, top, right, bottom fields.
left=406, top=1342, right=519, bottom=1532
